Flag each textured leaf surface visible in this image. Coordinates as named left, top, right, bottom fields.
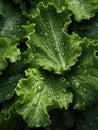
left=76, top=103, right=98, bottom=130
left=0, top=58, right=26, bottom=103
left=0, top=0, right=4, bottom=15
left=17, top=0, right=66, bottom=17
left=0, top=37, right=20, bottom=74
left=68, top=38, right=98, bottom=109
left=66, top=0, right=98, bottom=21
left=24, top=4, right=82, bottom=74
left=0, top=0, right=26, bottom=41
left=16, top=68, right=73, bottom=127
left=73, top=13, right=98, bottom=40
left=0, top=101, right=31, bottom=130
left=29, top=0, right=66, bottom=12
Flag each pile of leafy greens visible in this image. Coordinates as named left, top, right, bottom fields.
left=0, top=0, right=98, bottom=130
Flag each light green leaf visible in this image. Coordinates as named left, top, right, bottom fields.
left=24, top=3, right=82, bottom=74
left=15, top=68, right=73, bottom=127
left=68, top=38, right=98, bottom=109
left=0, top=37, right=21, bottom=74
left=65, top=0, right=98, bottom=21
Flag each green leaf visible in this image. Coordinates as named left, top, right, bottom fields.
left=0, top=0, right=4, bottom=15
left=13, top=0, right=39, bottom=17
left=28, top=0, right=66, bottom=12
left=76, top=103, right=98, bottom=130
left=17, top=0, right=66, bottom=18
left=12, top=0, right=21, bottom=4
left=66, top=0, right=98, bottom=21
left=0, top=37, right=20, bottom=74
left=73, top=13, right=98, bottom=40
left=49, top=109, right=77, bottom=130
left=68, top=38, right=98, bottom=109
left=0, top=58, right=26, bottom=103
left=0, top=0, right=27, bottom=41
left=24, top=3, right=82, bottom=74
left=15, top=68, right=73, bottom=127
left=0, top=100, right=31, bottom=130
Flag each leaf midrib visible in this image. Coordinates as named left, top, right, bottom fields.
left=49, top=18, right=66, bottom=69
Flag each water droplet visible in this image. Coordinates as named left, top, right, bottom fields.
left=61, top=6, right=65, bottom=10
left=17, top=25, right=20, bottom=29
left=83, top=88, right=87, bottom=92
left=27, top=104, right=30, bottom=107
left=45, top=32, right=48, bottom=37
left=95, top=23, right=98, bottom=27
left=75, top=82, right=80, bottom=88
left=52, top=43, right=55, bottom=47
left=87, top=74, right=90, bottom=78
left=46, top=45, right=49, bottom=48
left=84, top=69, right=87, bottom=74
left=89, top=97, right=92, bottom=101
left=48, top=26, right=51, bottom=30
left=56, top=95, right=60, bottom=99
left=83, top=80, right=87, bottom=84
left=40, top=77, right=43, bottom=80
left=32, top=86, right=35, bottom=90
left=37, top=85, right=43, bottom=92
left=48, top=94, right=51, bottom=97
left=56, top=27, right=59, bottom=31
left=50, top=52, right=53, bottom=55
left=83, top=65, right=86, bottom=68
left=90, top=122, right=93, bottom=126
left=77, top=65, right=80, bottom=69
left=51, top=39, right=54, bottom=42
left=18, top=28, right=22, bottom=32
left=81, top=92, right=84, bottom=96
left=17, top=14, right=21, bottom=18
left=75, top=103, right=80, bottom=108
left=13, top=83, right=16, bottom=86
left=40, top=32, right=43, bottom=35
left=61, top=52, right=64, bottom=56
left=82, top=102, right=85, bottom=106
left=95, top=117, right=98, bottom=121
left=9, top=80, right=12, bottom=84
left=49, top=99, right=52, bottom=104
left=62, top=89, right=67, bottom=94
left=66, top=66, right=69, bottom=69
left=50, top=87, right=53, bottom=91
left=16, top=18, right=19, bottom=21
left=47, top=13, right=50, bottom=16
left=61, top=77, right=66, bottom=82
left=54, top=48, right=58, bottom=52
